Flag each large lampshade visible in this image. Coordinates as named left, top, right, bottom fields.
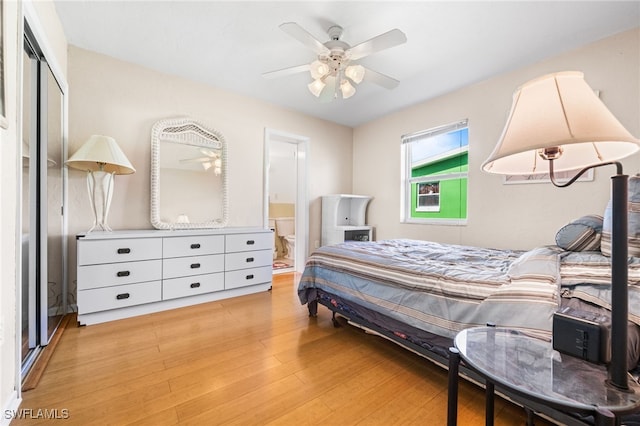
left=482, top=71, right=639, bottom=175
left=66, top=135, right=136, bottom=174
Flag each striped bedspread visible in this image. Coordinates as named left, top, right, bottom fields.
left=298, top=239, right=640, bottom=340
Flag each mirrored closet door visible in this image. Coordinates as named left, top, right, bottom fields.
left=21, top=25, right=67, bottom=375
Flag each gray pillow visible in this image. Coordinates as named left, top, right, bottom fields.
left=556, top=214, right=603, bottom=251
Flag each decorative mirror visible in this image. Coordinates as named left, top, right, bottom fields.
left=150, top=117, right=228, bottom=229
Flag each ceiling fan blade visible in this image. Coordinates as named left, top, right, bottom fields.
left=280, top=22, right=330, bottom=56
left=262, top=63, right=310, bottom=79
left=363, top=67, right=400, bottom=90
left=347, top=29, right=407, bottom=60
left=180, top=157, right=211, bottom=164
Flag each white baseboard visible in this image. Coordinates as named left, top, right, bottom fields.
left=2, top=390, right=22, bottom=426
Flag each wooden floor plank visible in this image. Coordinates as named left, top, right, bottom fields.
left=14, top=272, right=554, bottom=425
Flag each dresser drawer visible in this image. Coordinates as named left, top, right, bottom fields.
left=163, top=235, right=224, bottom=258
left=162, top=273, right=224, bottom=300
left=225, top=249, right=273, bottom=272
left=226, top=232, right=272, bottom=253
left=225, top=266, right=272, bottom=290
left=78, top=259, right=162, bottom=290
left=78, top=281, right=161, bottom=314
left=163, top=254, right=224, bottom=279
left=78, top=238, right=162, bottom=265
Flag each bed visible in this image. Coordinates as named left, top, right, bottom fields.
left=297, top=237, right=640, bottom=425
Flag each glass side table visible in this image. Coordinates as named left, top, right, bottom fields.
left=447, top=327, right=640, bottom=426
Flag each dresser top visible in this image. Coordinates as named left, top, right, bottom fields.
left=77, top=227, right=271, bottom=240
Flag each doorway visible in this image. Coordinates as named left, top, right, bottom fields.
left=263, top=129, right=309, bottom=274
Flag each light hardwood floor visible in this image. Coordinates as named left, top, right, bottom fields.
left=14, top=273, right=552, bottom=425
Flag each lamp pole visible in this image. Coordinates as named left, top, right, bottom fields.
left=610, top=171, right=629, bottom=390
left=549, top=159, right=629, bottom=390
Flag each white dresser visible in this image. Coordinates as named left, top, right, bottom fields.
left=76, top=228, right=273, bottom=325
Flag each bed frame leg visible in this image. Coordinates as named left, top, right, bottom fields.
left=524, top=407, right=534, bottom=426
left=308, top=300, right=318, bottom=317
left=332, top=311, right=341, bottom=328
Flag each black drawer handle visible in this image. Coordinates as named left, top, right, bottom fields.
left=190, top=282, right=201, bottom=289
left=190, top=263, right=201, bottom=269
left=117, top=248, right=131, bottom=254
left=246, top=257, right=254, bottom=263
left=116, top=293, right=130, bottom=300
left=190, top=243, right=201, bottom=249
left=117, top=271, right=130, bottom=277
left=246, top=274, right=254, bottom=280
left=246, top=240, right=255, bottom=245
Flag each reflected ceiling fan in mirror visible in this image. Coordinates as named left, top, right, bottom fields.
left=179, top=148, right=222, bottom=175
left=263, top=22, right=407, bottom=101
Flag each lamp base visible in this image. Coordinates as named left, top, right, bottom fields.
left=86, top=170, right=115, bottom=233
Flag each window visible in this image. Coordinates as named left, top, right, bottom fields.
left=401, top=120, right=468, bottom=224
left=417, top=182, right=440, bottom=212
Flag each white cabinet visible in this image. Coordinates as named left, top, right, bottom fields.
left=76, top=228, right=272, bottom=325
left=321, top=194, right=373, bottom=246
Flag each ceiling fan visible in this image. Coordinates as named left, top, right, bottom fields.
left=179, top=148, right=222, bottom=175
left=262, top=22, right=407, bottom=101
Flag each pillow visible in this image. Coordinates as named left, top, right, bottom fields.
left=555, top=214, right=603, bottom=251
left=602, top=175, right=640, bottom=257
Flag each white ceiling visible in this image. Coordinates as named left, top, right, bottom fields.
left=53, top=1, right=640, bottom=128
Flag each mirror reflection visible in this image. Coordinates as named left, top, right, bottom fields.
left=151, top=118, right=228, bottom=229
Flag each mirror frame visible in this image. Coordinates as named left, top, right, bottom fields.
left=150, top=117, right=228, bottom=229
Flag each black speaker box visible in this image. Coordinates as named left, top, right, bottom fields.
left=552, top=307, right=610, bottom=364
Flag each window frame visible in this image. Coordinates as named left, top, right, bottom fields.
left=400, top=120, right=469, bottom=225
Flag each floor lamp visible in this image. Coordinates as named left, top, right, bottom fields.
left=66, top=135, right=136, bottom=233
left=482, top=71, right=640, bottom=391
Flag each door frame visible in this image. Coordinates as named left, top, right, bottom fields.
left=263, top=128, right=309, bottom=273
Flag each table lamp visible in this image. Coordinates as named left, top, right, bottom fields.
left=66, top=135, right=135, bottom=232
left=482, top=71, right=640, bottom=391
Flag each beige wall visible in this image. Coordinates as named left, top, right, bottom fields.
left=353, top=28, right=640, bottom=250
left=66, top=45, right=353, bottom=294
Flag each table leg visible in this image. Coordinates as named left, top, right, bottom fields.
left=447, top=347, right=461, bottom=426
left=485, top=380, right=494, bottom=426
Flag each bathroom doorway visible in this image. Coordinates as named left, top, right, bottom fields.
left=263, top=129, right=309, bottom=274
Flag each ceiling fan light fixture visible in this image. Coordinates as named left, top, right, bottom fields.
left=308, top=79, right=326, bottom=97
left=345, top=64, right=365, bottom=84
left=309, top=60, right=329, bottom=80
left=340, top=80, right=356, bottom=99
